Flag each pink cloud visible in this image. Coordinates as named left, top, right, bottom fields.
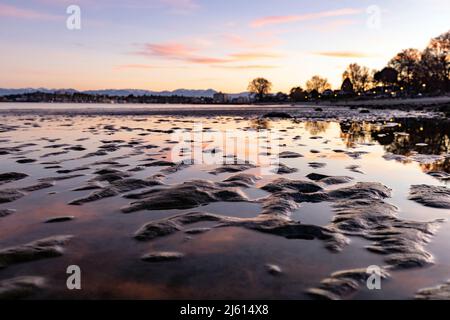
left=137, top=42, right=280, bottom=65
left=251, top=8, right=362, bottom=28
left=0, top=3, right=60, bottom=20
left=189, top=57, right=231, bottom=64
left=145, top=43, right=194, bottom=57
left=137, top=42, right=229, bottom=64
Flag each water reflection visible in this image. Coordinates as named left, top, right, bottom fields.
left=304, top=122, right=330, bottom=136
left=340, top=118, right=450, bottom=172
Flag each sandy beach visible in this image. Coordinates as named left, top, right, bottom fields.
left=0, top=106, right=449, bottom=299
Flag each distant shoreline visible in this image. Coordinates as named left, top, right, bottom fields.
left=1, top=95, right=449, bottom=107
left=0, top=102, right=447, bottom=120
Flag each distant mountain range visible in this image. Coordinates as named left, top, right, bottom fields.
left=0, top=88, right=249, bottom=98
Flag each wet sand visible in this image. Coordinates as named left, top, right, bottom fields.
left=0, top=107, right=449, bottom=300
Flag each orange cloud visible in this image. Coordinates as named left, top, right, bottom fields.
left=0, top=3, right=60, bottom=20
left=145, top=43, right=193, bottom=57
left=213, top=65, right=278, bottom=70
left=251, top=8, right=362, bottom=27
left=229, top=52, right=281, bottom=60
left=313, top=51, right=376, bottom=58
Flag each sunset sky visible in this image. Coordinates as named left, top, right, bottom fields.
left=0, top=0, right=449, bottom=93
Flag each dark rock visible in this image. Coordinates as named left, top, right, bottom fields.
left=161, top=162, right=191, bottom=174
left=0, top=276, right=46, bottom=299
left=416, top=280, right=450, bottom=300
left=209, top=164, right=256, bottom=175
left=91, top=169, right=132, bottom=183
left=260, top=193, right=299, bottom=216
left=69, top=178, right=162, bottom=205
left=65, top=145, right=86, bottom=151
left=184, top=227, right=212, bottom=235
left=307, top=268, right=390, bottom=300
left=142, top=160, right=176, bottom=167
left=44, top=216, right=75, bottom=223
left=0, top=189, right=25, bottom=204
left=134, top=220, right=183, bottom=241
left=308, top=162, right=326, bottom=169
left=344, top=151, right=369, bottom=159
left=279, top=151, right=303, bottom=159
left=426, top=171, right=450, bottom=182
left=409, top=185, right=450, bottom=209
left=71, top=182, right=103, bottom=191
left=271, top=163, right=298, bottom=174
left=20, top=182, right=54, bottom=192
left=261, top=178, right=323, bottom=193
left=220, top=173, right=260, bottom=187
left=0, top=235, right=73, bottom=269
left=384, top=252, right=434, bottom=269
left=262, top=112, right=293, bottom=119
left=327, top=183, right=442, bottom=269
left=134, top=211, right=348, bottom=252
left=16, top=159, right=37, bottom=164
left=0, top=209, right=16, bottom=218
left=56, top=167, right=90, bottom=174
left=328, top=182, right=391, bottom=200
left=141, top=251, right=185, bottom=262
left=123, top=180, right=248, bottom=213
left=306, top=173, right=353, bottom=185
left=346, top=165, right=364, bottom=174
left=0, top=172, right=28, bottom=185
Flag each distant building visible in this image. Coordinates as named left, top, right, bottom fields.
left=213, top=92, right=229, bottom=103
left=231, top=96, right=250, bottom=104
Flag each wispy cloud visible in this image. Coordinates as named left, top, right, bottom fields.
left=115, top=64, right=155, bottom=70
left=213, top=65, right=278, bottom=70
left=229, top=52, right=281, bottom=60
left=251, top=8, right=362, bottom=28
left=0, top=3, right=60, bottom=20
left=137, top=43, right=229, bottom=64
left=114, top=63, right=189, bottom=71
left=313, top=51, right=376, bottom=58
left=136, top=42, right=281, bottom=65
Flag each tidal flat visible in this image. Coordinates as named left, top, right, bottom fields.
left=0, top=105, right=449, bottom=300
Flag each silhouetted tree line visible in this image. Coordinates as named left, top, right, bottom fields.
left=247, top=30, right=449, bottom=103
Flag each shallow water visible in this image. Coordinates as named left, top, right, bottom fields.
left=0, top=112, right=449, bottom=300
